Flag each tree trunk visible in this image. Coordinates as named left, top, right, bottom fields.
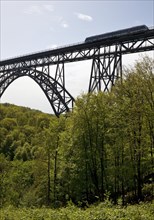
left=53, top=137, right=59, bottom=207
left=47, top=147, right=51, bottom=206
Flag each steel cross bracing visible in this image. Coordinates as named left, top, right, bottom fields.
left=0, top=29, right=154, bottom=115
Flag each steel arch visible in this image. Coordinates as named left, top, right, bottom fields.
left=0, top=68, right=74, bottom=117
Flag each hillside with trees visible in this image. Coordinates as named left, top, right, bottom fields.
left=0, top=57, right=153, bottom=217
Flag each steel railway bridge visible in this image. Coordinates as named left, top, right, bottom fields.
left=0, top=26, right=154, bottom=116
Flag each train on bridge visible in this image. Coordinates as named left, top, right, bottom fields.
left=85, top=25, right=148, bottom=43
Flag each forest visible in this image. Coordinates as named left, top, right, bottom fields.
left=0, top=56, right=154, bottom=219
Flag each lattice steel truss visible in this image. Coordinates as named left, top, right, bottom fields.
left=89, top=53, right=122, bottom=92
left=0, top=28, right=154, bottom=116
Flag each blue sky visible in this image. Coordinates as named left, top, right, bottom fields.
left=0, top=0, right=154, bottom=113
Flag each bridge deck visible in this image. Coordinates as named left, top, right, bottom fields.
left=0, top=28, right=154, bottom=67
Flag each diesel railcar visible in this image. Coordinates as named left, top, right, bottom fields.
left=85, top=25, right=148, bottom=43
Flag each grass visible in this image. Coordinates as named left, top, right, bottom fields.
left=1, top=201, right=154, bottom=220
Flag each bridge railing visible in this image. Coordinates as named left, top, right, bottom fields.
left=0, top=41, right=85, bottom=63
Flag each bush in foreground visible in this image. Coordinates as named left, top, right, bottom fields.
left=1, top=201, right=154, bottom=220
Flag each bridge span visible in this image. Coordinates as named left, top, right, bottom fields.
left=0, top=25, right=154, bottom=116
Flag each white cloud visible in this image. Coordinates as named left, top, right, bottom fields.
left=43, top=4, right=54, bottom=12
left=61, top=21, right=69, bottom=28
left=75, top=12, right=93, bottom=22
left=46, top=44, right=58, bottom=49
left=23, top=5, right=68, bottom=28
left=56, top=16, right=63, bottom=23
left=54, top=16, right=69, bottom=28
left=24, top=6, right=42, bottom=15
left=24, top=4, right=54, bottom=15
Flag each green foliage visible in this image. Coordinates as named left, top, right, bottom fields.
left=1, top=202, right=154, bottom=220
left=0, top=56, right=153, bottom=208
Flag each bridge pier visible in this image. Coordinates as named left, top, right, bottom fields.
left=55, top=62, right=65, bottom=87
left=89, top=48, right=122, bottom=92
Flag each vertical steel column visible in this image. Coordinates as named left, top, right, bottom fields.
left=55, top=62, right=65, bottom=88
left=88, top=57, right=101, bottom=92
left=54, top=62, right=68, bottom=110
left=55, top=62, right=65, bottom=102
